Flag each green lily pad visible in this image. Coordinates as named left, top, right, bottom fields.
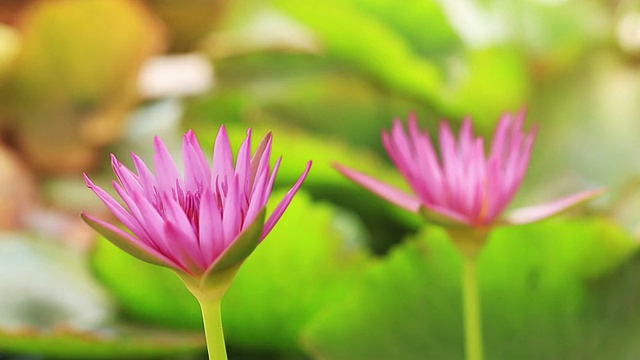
left=0, top=326, right=204, bottom=359
left=302, top=218, right=638, bottom=359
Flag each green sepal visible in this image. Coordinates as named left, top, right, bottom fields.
left=418, top=205, right=468, bottom=228
left=187, top=209, right=267, bottom=299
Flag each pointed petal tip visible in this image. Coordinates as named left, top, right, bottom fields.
left=301, top=160, right=312, bottom=179
left=516, top=105, right=529, bottom=118
left=110, top=155, right=125, bottom=174
left=83, top=173, right=93, bottom=187
left=184, top=129, right=197, bottom=143
left=153, top=135, right=167, bottom=152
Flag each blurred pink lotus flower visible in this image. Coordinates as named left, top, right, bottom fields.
left=335, top=111, right=603, bottom=228
left=82, top=126, right=311, bottom=292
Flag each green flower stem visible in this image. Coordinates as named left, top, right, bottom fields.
left=462, top=253, right=483, bottom=360
left=446, top=228, right=487, bottom=360
left=178, top=272, right=235, bottom=360
left=197, top=297, right=227, bottom=360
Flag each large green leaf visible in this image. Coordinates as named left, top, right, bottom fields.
left=0, top=327, right=204, bottom=359
left=303, top=218, right=638, bottom=359
left=272, top=0, right=444, bottom=108
left=347, top=0, right=460, bottom=56
left=190, top=53, right=441, bottom=154
left=222, top=192, right=371, bottom=353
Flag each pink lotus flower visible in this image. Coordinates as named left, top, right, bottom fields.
left=82, top=126, right=311, bottom=292
left=335, top=111, right=603, bottom=228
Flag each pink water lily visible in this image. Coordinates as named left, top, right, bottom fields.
left=82, top=126, right=311, bottom=292
left=335, top=111, right=603, bottom=228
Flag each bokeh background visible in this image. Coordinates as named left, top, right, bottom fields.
left=2, top=0, right=640, bottom=359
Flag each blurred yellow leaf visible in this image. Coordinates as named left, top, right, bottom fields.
left=0, top=0, right=166, bottom=173
left=0, top=24, right=19, bottom=83
left=146, top=0, right=228, bottom=53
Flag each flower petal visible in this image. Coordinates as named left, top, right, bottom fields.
left=84, top=174, right=144, bottom=237
left=235, top=128, right=253, bottom=197
left=263, top=156, right=282, bottom=205
left=244, top=166, right=270, bottom=230
left=222, top=174, right=242, bottom=247
left=131, top=152, right=158, bottom=201
left=333, top=163, right=420, bottom=213
left=161, top=191, right=206, bottom=271
left=212, top=125, right=234, bottom=185
left=198, top=187, right=225, bottom=265
left=406, top=115, right=444, bottom=204
left=501, top=188, right=606, bottom=225
left=111, top=154, right=142, bottom=196
left=263, top=161, right=312, bottom=238
left=251, top=131, right=273, bottom=181
left=153, top=136, right=183, bottom=192
left=164, top=220, right=206, bottom=276
left=183, top=129, right=211, bottom=192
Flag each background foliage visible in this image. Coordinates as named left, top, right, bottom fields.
left=1, top=0, right=640, bottom=359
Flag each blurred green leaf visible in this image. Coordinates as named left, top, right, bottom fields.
left=348, top=0, right=460, bottom=56
left=444, top=46, right=529, bottom=128
left=272, top=0, right=444, bottom=108
left=194, top=52, right=441, bottom=152
left=303, top=218, right=638, bottom=359
left=223, top=191, right=371, bottom=353
left=91, top=239, right=203, bottom=330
